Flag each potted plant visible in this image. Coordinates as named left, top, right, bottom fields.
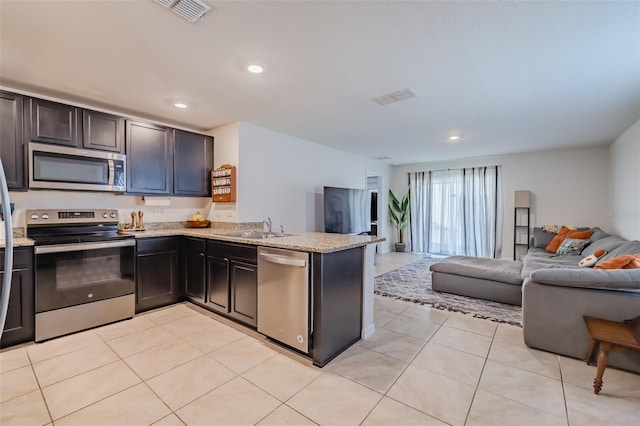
left=389, top=187, right=410, bottom=252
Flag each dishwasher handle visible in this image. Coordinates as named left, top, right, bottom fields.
left=259, top=252, right=307, bottom=267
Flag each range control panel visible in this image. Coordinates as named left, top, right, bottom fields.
left=26, top=209, right=119, bottom=226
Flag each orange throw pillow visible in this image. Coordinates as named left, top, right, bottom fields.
left=545, top=227, right=594, bottom=253
left=594, top=254, right=640, bottom=270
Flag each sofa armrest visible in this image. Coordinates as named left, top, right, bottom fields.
left=529, top=268, right=640, bottom=290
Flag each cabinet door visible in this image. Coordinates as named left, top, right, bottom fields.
left=126, top=121, right=173, bottom=194
left=83, top=109, right=124, bottom=153
left=25, top=97, right=80, bottom=146
left=173, top=129, right=213, bottom=196
left=0, top=91, right=25, bottom=190
left=184, top=238, right=206, bottom=303
left=0, top=269, right=34, bottom=348
left=206, top=255, right=229, bottom=313
left=229, top=260, right=257, bottom=327
left=136, top=250, right=179, bottom=312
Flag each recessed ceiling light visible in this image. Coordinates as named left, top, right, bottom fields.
left=448, top=135, right=460, bottom=141
left=174, top=103, right=188, bottom=109
left=247, top=64, right=264, bottom=74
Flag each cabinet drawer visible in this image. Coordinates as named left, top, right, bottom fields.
left=0, top=247, right=32, bottom=271
left=137, top=237, right=177, bottom=254
left=207, top=241, right=257, bottom=264
left=185, top=237, right=206, bottom=253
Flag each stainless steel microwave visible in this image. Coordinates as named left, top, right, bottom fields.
left=28, top=143, right=126, bottom=192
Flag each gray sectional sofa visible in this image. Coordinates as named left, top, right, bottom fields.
left=430, top=227, right=640, bottom=373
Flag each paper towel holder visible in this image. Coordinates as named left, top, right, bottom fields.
left=143, top=196, right=171, bottom=207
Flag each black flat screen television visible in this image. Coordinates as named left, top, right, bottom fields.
left=323, top=186, right=371, bottom=234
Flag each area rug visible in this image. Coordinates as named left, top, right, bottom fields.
left=374, top=256, right=523, bottom=327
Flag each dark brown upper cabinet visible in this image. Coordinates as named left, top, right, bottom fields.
left=83, top=109, right=124, bottom=153
left=173, top=129, right=213, bottom=196
left=126, top=120, right=173, bottom=195
left=25, top=97, right=80, bottom=147
left=0, top=91, right=26, bottom=190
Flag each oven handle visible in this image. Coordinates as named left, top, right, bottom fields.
left=35, top=239, right=136, bottom=254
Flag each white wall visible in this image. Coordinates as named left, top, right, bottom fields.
left=392, top=146, right=610, bottom=259
left=608, top=118, right=640, bottom=240
left=208, top=122, right=240, bottom=222
left=235, top=122, right=393, bottom=248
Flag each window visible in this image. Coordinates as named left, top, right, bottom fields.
left=409, top=166, right=503, bottom=258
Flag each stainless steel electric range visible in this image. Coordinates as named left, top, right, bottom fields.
left=27, top=209, right=135, bottom=342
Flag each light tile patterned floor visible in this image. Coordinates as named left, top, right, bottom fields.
left=1, top=253, right=639, bottom=425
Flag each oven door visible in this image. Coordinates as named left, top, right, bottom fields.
left=34, top=239, right=136, bottom=313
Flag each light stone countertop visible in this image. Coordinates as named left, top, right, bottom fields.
left=0, top=238, right=35, bottom=249
left=0, top=229, right=384, bottom=253
left=128, top=228, right=384, bottom=254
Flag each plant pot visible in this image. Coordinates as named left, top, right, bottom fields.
left=394, top=242, right=406, bottom=252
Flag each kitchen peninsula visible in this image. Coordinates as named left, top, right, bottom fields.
left=1, top=228, right=383, bottom=367
left=134, top=228, right=383, bottom=367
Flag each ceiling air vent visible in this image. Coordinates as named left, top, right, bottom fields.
left=155, top=0, right=210, bottom=23
left=372, top=89, right=415, bottom=106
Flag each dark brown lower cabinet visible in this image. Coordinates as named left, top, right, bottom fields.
left=206, top=255, right=229, bottom=313
left=311, top=247, right=363, bottom=367
left=136, top=237, right=179, bottom=313
left=136, top=237, right=256, bottom=327
left=229, top=260, right=257, bottom=326
left=0, top=247, right=34, bottom=348
left=183, top=238, right=206, bottom=304
left=206, top=241, right=257, bottom=327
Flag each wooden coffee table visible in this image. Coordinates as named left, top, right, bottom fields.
left=583, top=315, right=640, bottom=394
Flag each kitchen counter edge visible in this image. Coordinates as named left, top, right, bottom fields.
left=0, top=238, right=36, bottom=249
left=128, top=229, right=384, bottom=253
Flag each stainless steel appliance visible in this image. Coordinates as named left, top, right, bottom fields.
left=257, top=247, right=310, bottom=353
left=27, top=209, right=135, bottom=342
left=28, top=143, right=126, bottom=192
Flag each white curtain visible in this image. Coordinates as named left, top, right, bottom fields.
left=409, top=172, right=430, bottom=252
left=409, top=166, right=503, bottom=258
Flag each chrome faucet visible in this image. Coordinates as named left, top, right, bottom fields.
left=263, top=217, right=272, bottom=234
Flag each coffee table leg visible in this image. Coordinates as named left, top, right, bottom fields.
left=593, top=342, right=611, bottom=395
left=585, top=338, right=597, bottom=365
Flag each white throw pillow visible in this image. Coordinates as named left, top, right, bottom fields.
left=579, top=254, right=598, bottom=267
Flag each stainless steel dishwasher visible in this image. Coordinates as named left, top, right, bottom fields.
left=257, top=247, right=310, bottom=353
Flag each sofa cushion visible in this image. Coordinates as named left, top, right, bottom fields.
left=581, top=235, right=626, bottom=257
left=556, top=238, right=590, bottom=255
left=533, top=228, right=556, bottom=248
left=597, top=240, right=640, bottom=264
left=528, top=268, right=640, bottom=290
left=521, top=248, right=583, bottom=279
left=545, top=227, right=593, bottom=253
left=588, top=227, right=610, bottom=242
left=429, top=256, right=523, bottom=285
left=533, top=228, right=555, bottom=248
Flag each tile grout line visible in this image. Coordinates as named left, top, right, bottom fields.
left=356, top=314, right=447, bottom=424
left=25, top=351, right=54, bottom=426
left=467, top=333, right=570, bottom=423
left=557, top=354, right=571, bottom=426
left=461, top=321, right=498, bottom=425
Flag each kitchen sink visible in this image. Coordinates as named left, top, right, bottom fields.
left=224, top=231, right=293, bottom=239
